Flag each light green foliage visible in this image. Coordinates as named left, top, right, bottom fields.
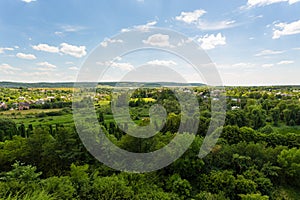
left=166, top=174, right=192, bottom=198
left=277, top=148, right=300, bottom=187
left=42, top=176, right=75, bottom=200
left=239, top=193, right=269, bottom=200
left=70, top=164, right=91, bottom=199
left=92, top=175, right=134, bottom=200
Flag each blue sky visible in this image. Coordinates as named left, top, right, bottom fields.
left=0, top=0, right=300, bottom=85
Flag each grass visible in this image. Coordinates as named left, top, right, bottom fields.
left=130, top=98, right=156, bottom=103
left=99, top=100, right=110, bottom=106
left=13, top=114, right=74, bottom=127
left=0, top=108, right=74, bottom=127
left=0, top=108, right=63, bottom=116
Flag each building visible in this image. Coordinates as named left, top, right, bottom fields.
left=18, top=102, right=30, bottom=110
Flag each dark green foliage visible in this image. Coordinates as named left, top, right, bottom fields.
left=0, top=118, right=18, bottom=141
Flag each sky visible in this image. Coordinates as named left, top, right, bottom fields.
left=0, top=0, right=300, bottom=85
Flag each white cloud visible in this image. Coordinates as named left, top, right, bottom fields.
left=60, top=43, right=87, bottom=58
left=255, top=49, right=284, bottom=56
left=122, top=21, right=157, bottom=32
left=147, top=60, right=177, bottom=67
left=143, top=33, right=173, bottom=47
left=246, top=0, right=300, bottom=8
left=273, top=20, right=300, bottom=39
left=232, top=62, right=254, bottom=68
left=61, top=25, right=85, bottom=32
left=100, top=38, right=123, bottom=47
left=144, top=21, right=157, bottom=27
left=54, top=25, right=86, bottom=37
left=114, top=56, right=122, bottom=61
left=97, top=61, right=134, bottom=71
left=277, top=60, right=294, bottom=65
left=216, top=62, right=255, bottom=69
left=54, top=31, right=64, bottom=37
left=32, top=43, right=59, bottom=53
left=21, top=0, right=36, bottom=3
left=262, top=63, right=274, bottom=68
left=0, top=63, right=20, bottom=74
left=177, top=38, right=193, bottom=47
left=69, top=66, right=79, bottom=70
left=197, top=33, right=226, bottom=50
left=175, top=9, right=236, bottom=31
left=175, top=9, right=206, bottom=24
left=0, top=47, right=14, bottom=54
left=37, top=62, right=57, bottom=71
left=16, top=53, right=37, bottom=60
left=32, top=42, right=87, bottom=58
left=121, top=28, right=131, bottom=33
left=198, top=20, right=236, bottom=31
left=111, top=62, right=134, bottom=71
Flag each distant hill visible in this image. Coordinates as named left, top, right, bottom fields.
left=0, top=81, right=205, bottom=88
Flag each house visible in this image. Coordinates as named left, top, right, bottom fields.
left=18, top=102, right=30, bottom=110
left=35, top=99, right=45, bottom=105
left=47, top=96, right=55, bottom=100
left=232, top=106, right=240, bottom=110
left=0, top=102, right=7, bottom=110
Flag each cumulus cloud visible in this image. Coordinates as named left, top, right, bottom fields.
left=255, top=49, right=284, bottom=56
left=143, top=34, right=173, bottom=47
left=246, top=0, right=300, bottom=8
left=277, top=60, right=294, bottom=65
left=32, top=43, right=87, bottom=58
left=16, top=53, right=37, bottom=60
left=175, top=9, right=206, bottom=24
left=100, top=38, right=123, bottom=47
left=0, top=63, right=20, bottom=74
left=147, top=60, right=177, bottom=67
left=32, top=43, right=59, bottom=53
left=197, top=33, right=226, bottom=50
left=273, top=19, right=300, bottom=39
left=177, top=38, right=193, bottom=47
left=37, top=62, right=57, bottom=71
left=60, top=43, right=87, bottom=58
left=21, top=0, right=36, bottom=3
left=0, top=47, right=14, bottom=54
left=176, top=9, right=236, bottom=30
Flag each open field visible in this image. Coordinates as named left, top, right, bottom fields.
left=0, top=108, right=63, bottom=116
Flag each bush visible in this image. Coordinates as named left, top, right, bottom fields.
left=92, top=176, right=134, bottom=200
left=42, top=176, right=75, bottom=200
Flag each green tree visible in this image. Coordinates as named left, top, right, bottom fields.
left=0, top=119, right=18, bottom=141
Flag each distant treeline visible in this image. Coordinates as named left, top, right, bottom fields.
left=0, top=81, right=205, bottom=88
